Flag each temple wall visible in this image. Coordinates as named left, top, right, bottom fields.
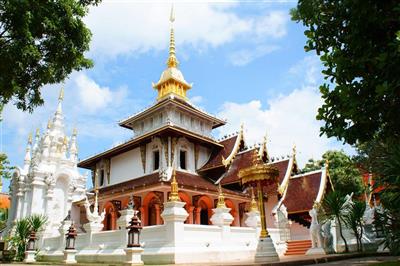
left=110, top=148, right=142, bottom=185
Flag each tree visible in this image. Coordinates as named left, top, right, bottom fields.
left=321, top=190, right=350, bottom=253
left=343, top=200, right=366, bottom=252
left=0, top=0, right=101, bottom=112
left=303, top=150, right=364, bottom=196
left=291, top=0, right=400, bottom=145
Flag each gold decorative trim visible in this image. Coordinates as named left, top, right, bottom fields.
left=222, top=123, right=244, bottom=167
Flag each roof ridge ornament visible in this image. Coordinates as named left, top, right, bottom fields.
left=216, top=183, right=226, bottom=208
left=168, top=168, right=180, bottom=202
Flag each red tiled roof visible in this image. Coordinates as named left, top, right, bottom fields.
left=270, top=159, right=290, bottom=184
left=199, top=135, right=239, bottom=171
left=282, top=171, right=322, bottom=214
left=221, top=149, right=254, bottom=185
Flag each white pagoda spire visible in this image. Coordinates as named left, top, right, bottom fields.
left=69, top=127, right=78, bottom=163
left=52, top=88, right=65, bottom=135
left=23, top=133, right=32, bottom=169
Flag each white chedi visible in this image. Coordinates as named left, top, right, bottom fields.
left=5, top=89, right=87, bottom=238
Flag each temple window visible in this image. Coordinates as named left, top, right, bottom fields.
left=153, top=150, right=160, bottom=171
left=180, top=113, right=184, bottom=124
left=180, top=150, right=187, bottom=170
left=159, top=113, right=163, bottom=124
left=190, top=117, right=194, bottom=127
left=100, top=169, right=105, bottom=186
left=200, top=121, right=204, bottom=131
left=150, top=117, right=154, bottom=128
left=140, top=121, right=145, bottom=132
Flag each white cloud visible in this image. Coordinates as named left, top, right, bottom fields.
left=216, top=86, right=352, bottom=167
left=76, top=74, right=113, bottom=112
left=228, top=44, right=279, bottom=66
left=289, top=55, right=322, bottom=86
left=85, top=2, right=288, bottom=59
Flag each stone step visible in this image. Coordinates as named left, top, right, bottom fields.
left=284, top=240, right=311, bottom=256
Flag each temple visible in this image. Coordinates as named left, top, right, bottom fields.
left=4, top=7, right=336, bottom=264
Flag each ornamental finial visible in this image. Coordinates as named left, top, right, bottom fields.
left=73, top=127, right=77, bottom=137
left=169, top=168, right=180, bottom=202
left=250, top=187, right=258, bottom=212
left=217, top=183, right=226, bottom=208
left=35, top=128, right=40, bottom=138
left=58, top=87, right=64, bottom=102
left=47, top=119, right=52, bottom=129
left=28, top=132, right=33, bottom=145
left=292, top=143, right=296, bottom=156
left=167, top=5, right=178, bottom=68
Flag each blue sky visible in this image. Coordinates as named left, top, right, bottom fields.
left=1, top=1, right=353, bottom=192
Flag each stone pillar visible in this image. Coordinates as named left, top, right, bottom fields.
left=187, top=206, right=195, bottom=224
left=63, top=249, right=77, bottom=264
left=155, top=204, right=161, bottom=225
left=194, top=207, right=201, bottom=224
left=161, top=201, right=188, bottom=245
left=24, top=250, right=36, bottom=263
left=245, top=210, right=261, bottom=237
left=124, top=247, right=144, bottom=266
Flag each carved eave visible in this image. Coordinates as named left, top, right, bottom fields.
left=78, top=124, right=223, bottom=170
left=118, top=96, right=225, bottom=130
left=221, top=125, right=245, bottom=167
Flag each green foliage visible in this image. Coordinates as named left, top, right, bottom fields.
left=343, top=200, right=366, bottom=252
left=0, top=208, right=8, bottom=231
left=321, top=190, right=349, bottom=252
left=0, top=152, right=14, bottom=180
left=303, top=150, right=364, bottom=196
left=7, top=214, right=48, bottom=261
left=28, top=214, right=47, bottom=233
left=374, top=207, right=400, bottom=256
left=292, top=0, right=400, bottom=145
left=0, top=0, right=101, bottom=112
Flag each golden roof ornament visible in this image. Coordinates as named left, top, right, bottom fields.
left=47, top=120, right=52, bottom=129
left=168, top=169, right=180, bottom=202
left=217, top=183, right=226, bottom=208
left=35, top=128, right=40, bottom=137
left=153, top=5, right=191, bottom=100
left=73, top=127, right=78, bottom=137
left=250, top=187, right=258, bottom=212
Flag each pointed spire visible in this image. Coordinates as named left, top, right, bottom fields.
left=168, top=168, right=180, bottom=202
left=59, top=87, right=64, bottom=102
left=167, top=5, right=178, bottom=68
left=24, top=132, right=32, bottom=165
left=217, top=183, right=226, bottom=208
left=250, top=187, right=258, bottom=212
left=69, top=127, right=78, bottom=162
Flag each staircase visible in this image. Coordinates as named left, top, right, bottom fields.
left=284, top=240, right=312, bottom=256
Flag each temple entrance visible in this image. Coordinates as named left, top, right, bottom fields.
left=200, top=209, right=208, bottom=225
left=105, top=213, right=112, bottom=230
left=199, top=200, right=209, bottom=225
left=148, top=197, right=161, bottom=226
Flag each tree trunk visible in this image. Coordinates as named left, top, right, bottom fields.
left=337, top=216, right=349, bottom=252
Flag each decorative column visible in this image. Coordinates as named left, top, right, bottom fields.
left=161, top=169, right=188, bottom=246
left=245, top=188, right=261, bottom=237
left=238, top=150, right=279, bottom=263
left=63, top=223, right=78, bottom=264
left=210, top=184, right=234, bottom=240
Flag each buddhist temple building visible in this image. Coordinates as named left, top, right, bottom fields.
left=72, top=8, right=333, bottom=247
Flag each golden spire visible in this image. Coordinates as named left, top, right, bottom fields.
left=152, top=5, right=191, bottom=101
left=58, top=87, right=64, bottom=102
left=73, top=127, right=77, bottom=137
left=167, top=5, right=178, bottom=68
left=47, top=119, right=52, bottom=129
left=217, top=183, right=226, bottom=208
left=292, top=143, right=296, bottom=155
left=250, top=187, right=258, bottom=212
left=35, top=128, right=40, bottom=137
left=169, top=168, right=180, bottom=202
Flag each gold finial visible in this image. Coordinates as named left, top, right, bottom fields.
left=169, top=169, right=180, bottom=202
left=47, top=120, right=52, bottom=129
left=167, top=5, right=178, bottom=68
left=28, top=132, right=33, bottom=144
left=73, top=127, right=77, bottom=136
left=252, top=149, right=261, bottom=166
left=58, top=87, right=64, bottom=101
left=217, top=183, right=226, bottom=208
left=35, top=128, right=40, bottom=137
left=325, top=159, right=329, bottom=168
left=292, top=143, right=296, bottom=155
left=250, top=187, right=258, bottom=212
left=63, top=136, right=68, bottom=145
